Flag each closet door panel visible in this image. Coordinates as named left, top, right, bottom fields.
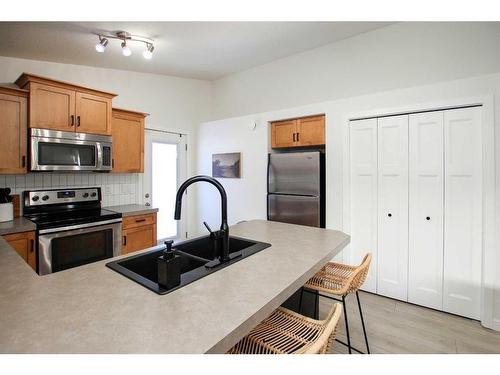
left=377, top=115, right=409, bottom=300
left=350, top=119, right=377, bottom=293
left=443, top=107, right=482, bottom=319
left=408, top=112, right=444, bottom=310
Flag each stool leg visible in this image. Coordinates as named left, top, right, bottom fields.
left=314, top=290, right=319, bottom=319
left=342, top=295, right=352, bottom=354
left=356, top=291, right=370, bottom=354
left=298, top=287, right=304, bottom=314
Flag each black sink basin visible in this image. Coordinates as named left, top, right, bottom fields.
left=106, top=235, right=271, bottom=294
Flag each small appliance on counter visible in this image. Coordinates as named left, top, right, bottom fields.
left=0, top=188, right=14, bottom=222
left=23, top=187, right=122, bottom=275
left=267, top=151, right=325, bottom=228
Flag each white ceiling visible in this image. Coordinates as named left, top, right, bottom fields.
left=0, top=22, right=392, bottom=81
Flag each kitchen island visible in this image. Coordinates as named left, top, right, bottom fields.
left=0, top=220, right=349, bottom=353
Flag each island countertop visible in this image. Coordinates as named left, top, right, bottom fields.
left=0, top=220, right=349, bottom=354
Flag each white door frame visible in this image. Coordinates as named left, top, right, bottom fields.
left=142, top=128, right=188, bottom=242
left=341, top=95, right=496, bottom=329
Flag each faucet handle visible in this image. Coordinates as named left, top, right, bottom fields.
left=203, top=221, right=214, bottom=234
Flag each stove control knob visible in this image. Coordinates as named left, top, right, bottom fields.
left=42, top=195, right=49, bottom=201
left=83, top=193, right=89, bottom=198
left=32, top=195, right=39, bottom=202
left=90, top=192, right=97, bottom=197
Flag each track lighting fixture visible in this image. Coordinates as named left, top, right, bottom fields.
left=94, top=31, right=155, bottom=59
left=121, top=41, right=132, bottom=56
left=95, top=36, right=108, bottom=53
left=142, top=43, right=154, bottom=60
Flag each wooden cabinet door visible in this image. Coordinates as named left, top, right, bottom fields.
left=0, top=93, right=27, bottom=174
left=3, top=231, right=36, bottom=270
left=408, top=112, right=444, bottom=311
left=349, top=118, right=378, bottom=293
left=29, top=82, right=75, bottom=131
left=122, top=225, right=157, bottom=254
left=112, top=111, right=144, bottom=173
left=75, top=92, right=112, bottom=135
left=271, top=120, right=297, bottom=148
left=296, top=116, right=325, bottom=146
left=376, top=115, right=409, bottom=301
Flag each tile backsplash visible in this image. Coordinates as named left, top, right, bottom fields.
left=0, top=173, right=141, bottom=210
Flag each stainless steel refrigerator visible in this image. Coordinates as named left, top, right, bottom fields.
left=267, top=151, right=325, bottom=228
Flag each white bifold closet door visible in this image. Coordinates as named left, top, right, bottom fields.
left=349, top=118, right=377, bottom=293
left=408, top=112, right=444, bottom=310
left=443, top=107, right=482, bottom=319
left=377, top=115, right=409, bottom=300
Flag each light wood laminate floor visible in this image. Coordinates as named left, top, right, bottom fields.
left=318, top=291, right=500, bottom=354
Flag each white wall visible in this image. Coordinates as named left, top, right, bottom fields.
left=197, top=72, right=500, bottom=329
left=0, top=55, right=212, bottom=235
left=211, top=22, right=500, bottom=120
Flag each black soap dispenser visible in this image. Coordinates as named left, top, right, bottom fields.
left=157, top=240, right=181, bottom=290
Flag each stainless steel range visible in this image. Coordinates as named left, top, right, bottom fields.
left=23, top=187, right=122, bottom=275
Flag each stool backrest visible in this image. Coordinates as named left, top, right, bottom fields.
left=348, top=252, right=372, bottom=294
left=301, top=303, right=343, bottom=354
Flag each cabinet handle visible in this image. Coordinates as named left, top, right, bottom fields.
left=388, top=213, right=392, bottom=217
left=297, top=132, right=300, bottom=142
left=292, top=133, right=296, bottom=142
left=76, top=116, right=81, bottom=127
left=135, top=219, right=147, bottom=223
left=30, top=239, right=34, bottom=253
left=22, top=155, right=26, bottom=168
left=70, top=115, right=74, bottom=126
left=123, top=236, right=127, bottom=246
left=112, top=159, right=115, bottom=168
left=426, top=216, right=431, bottom=221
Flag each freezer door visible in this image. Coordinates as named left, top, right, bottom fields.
left=268, top=151, right=321, bottom=195
left=268, top=194, right=320, bottom=227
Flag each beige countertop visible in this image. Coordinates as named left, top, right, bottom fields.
left=0, top=217, right=36, bottom=236
left=105, top=204, right=159, bottom=217
left=0, top=220, right=349, bottom=354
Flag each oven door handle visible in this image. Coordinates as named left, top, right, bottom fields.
left=38, top=218, right=123, bottom=235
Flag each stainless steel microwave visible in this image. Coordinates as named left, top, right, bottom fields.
left=30, top=128, right=112, bottom=172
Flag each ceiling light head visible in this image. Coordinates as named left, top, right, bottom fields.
left=95, top=36, right=108, bottom=53
left=142, top=44, right=154, bottom=60
left=121, top=41, right=132, bottom=57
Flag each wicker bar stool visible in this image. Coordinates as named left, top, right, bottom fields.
left=227, top=303, right=342, bottom=354
left=301, top=253, right=372, bottom=354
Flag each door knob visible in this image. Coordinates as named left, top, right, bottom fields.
left=426, top=216, right=431, bottom=221
left=145, top=193, right=150, bottom=198
left=388, top=213, right=392, bottom=217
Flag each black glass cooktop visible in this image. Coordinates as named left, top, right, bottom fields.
left=26, top=208, right=122, bottom=230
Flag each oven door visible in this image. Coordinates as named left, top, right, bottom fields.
left=38, top=219, right=122, bottom=275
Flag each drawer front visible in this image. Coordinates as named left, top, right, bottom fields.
left=122, top=225, right=156, bottom=254
left=123, top=213, right=156, bottom=230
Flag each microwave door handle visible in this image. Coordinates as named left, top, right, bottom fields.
left=96, top=142, right=102, bottom=170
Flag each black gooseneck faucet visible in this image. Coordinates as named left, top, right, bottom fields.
left=174, top=175, right=230, bottom=264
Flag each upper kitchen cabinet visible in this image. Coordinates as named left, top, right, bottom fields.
left=112, top=108, right=148, bottom=173
left=15, top=73, right=117, bottom=135
left=271, top=115, right=325, bottom=148
left=296, top=115, right=325, bottom=146
left=271, top=119, right=298, bottom=148
left=0, top=86, right=28, bottom=174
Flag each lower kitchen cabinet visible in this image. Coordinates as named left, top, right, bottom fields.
left=2, top=231, right=36, bottom=270
left=122, top=213, right=157, bottom=254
